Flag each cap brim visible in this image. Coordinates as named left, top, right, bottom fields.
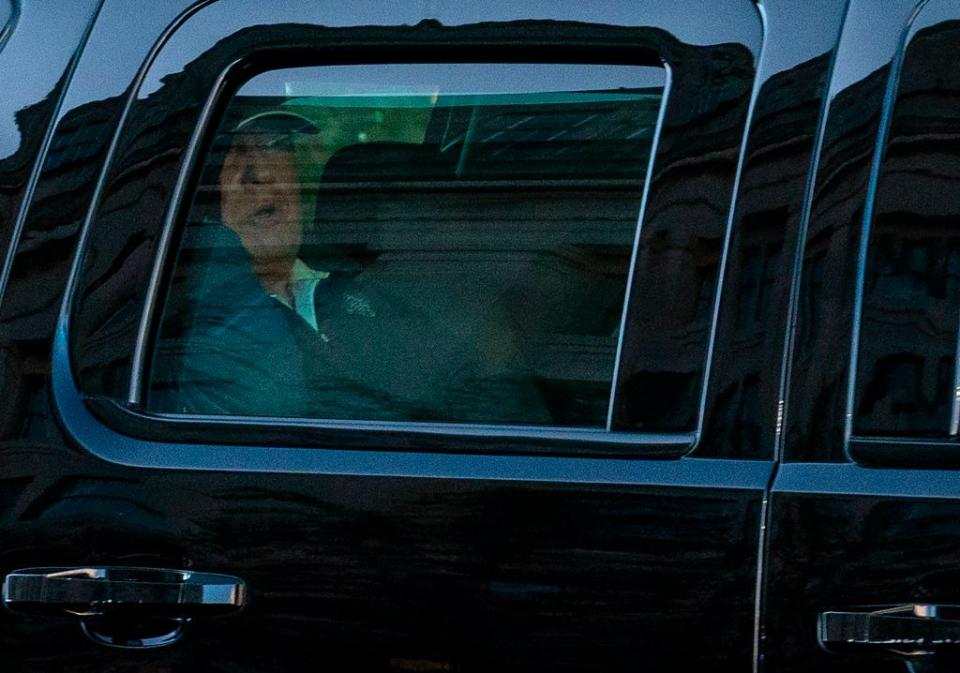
left=234, top=110, right=321, bottom=136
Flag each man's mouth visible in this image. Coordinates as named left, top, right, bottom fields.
left=241, top=204, right=279, bottom=228
left=253, top=204, right=277, bottom=219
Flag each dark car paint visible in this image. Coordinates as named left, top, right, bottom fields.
left=764, top=1, right=960, bottom=672
left=3, top=1, right=770, bottom=669
left=0, top=2, right=769, bottom=670
left=4, top=0, right=960, bottom=671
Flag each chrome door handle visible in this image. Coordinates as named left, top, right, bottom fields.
left=819, top=604, right=960, bottom=655
left=3, top=567, right=247, bottom=648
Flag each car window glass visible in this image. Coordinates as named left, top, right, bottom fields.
left=146, top=62, right=666, bottom=427
left=853, top=19, right=960, bottom=438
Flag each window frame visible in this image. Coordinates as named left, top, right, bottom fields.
left=141, top=57, right=671, bottom=433
left=845, top=0, right=960, bottom=467
left=58, top=0, right=763, bottom=459
left=0, top=0, right=17, bottom=53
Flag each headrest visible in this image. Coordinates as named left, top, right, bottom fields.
left=321, top=142, right=455, bottom=183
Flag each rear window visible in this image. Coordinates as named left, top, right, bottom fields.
left=852, top=19, right=960, bottom=441
left=145, top=62, right=666, bottom=427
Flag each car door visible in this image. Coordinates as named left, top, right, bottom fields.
left=766, top=0, right=960, bottom=671
left=0, top=1, right=837, bottom=671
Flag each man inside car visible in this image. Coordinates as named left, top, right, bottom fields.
left=152, top=109, right=548, bottom=424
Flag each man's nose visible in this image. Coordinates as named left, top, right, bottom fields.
left=242, top=160, right=276, bottom=185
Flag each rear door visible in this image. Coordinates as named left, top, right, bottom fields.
left=0, top=1, right=833, bottom=671
left=767, top=1, right=960, bottom=671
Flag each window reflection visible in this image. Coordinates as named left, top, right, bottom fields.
left=147, top=62, right=665, bottom=426
left=854, top=19, right=960, bottom=439
left=856, top=224, right=960, bottom=435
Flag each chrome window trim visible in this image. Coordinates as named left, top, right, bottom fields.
left=842, top=0, right=956, bottom=459
left=0, top=0, right=98, bottom=309
left=126, top=55, right=241, bottom=406
left=694, top=3, right=768, bottom=449
left=121, top=406, right=696, bottom=448
left=605, top=59, right=672, bottom=431
left=774, top=460, right=960, bottom=499
left=54, top=318, right=770, bottom=485
left=0, top=0, right=20, bottom=55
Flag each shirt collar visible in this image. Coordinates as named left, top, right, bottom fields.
left=291, top=257, right=330, bottom=284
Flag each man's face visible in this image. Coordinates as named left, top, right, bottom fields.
left=219, top=133, right=303, bottom=263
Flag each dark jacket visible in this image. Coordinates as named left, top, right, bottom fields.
left=149, top=222, right=550, bottom=424
left=149, top=222, right=319, bottom=417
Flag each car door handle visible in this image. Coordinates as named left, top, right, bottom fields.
left=3, top=566, right=247, bottom=648
left=819, top=604, right=960, bottom=655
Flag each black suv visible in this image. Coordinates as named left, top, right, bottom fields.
left=1, top=1, right=958, bottom=671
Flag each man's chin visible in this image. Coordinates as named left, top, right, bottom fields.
left=248, top=247, right=298, bottom=265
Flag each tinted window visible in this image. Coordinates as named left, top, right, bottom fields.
left=146, top=62, right=666, bottom=427
left=854, top=21, right=960, bottom=438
